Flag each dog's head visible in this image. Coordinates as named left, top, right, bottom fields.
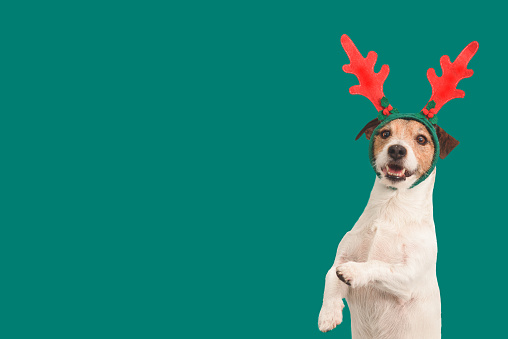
left=372, top=119, right=435, bottom=189
left=357, top=117, right=458, bottom=189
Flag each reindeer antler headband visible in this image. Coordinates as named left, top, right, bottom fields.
left=340, top=34, right=478, bottom=187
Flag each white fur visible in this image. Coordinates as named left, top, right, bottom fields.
left=318, top=169, right=441, bottom=338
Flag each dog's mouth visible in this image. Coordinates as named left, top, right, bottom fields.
left=381, top=164, right=414, bottom=182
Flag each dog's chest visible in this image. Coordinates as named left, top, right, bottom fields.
left=353, top=222, right=407, bottom=264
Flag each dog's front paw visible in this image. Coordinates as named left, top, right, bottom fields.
left=318, top=300, right=344, bottom=332
left=336, top=262, right=369, bottom=288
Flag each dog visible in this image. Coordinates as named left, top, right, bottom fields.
left=317, top=35, right=478, bottom=339
left=318, top=119, right=441, bottom=338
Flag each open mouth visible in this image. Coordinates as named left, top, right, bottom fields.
left=381, top=164, right=413, bottom=182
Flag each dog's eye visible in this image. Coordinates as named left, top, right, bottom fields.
left=416, top=135, right=428, bottom=145
left=380, top=130, right=391, bottom=139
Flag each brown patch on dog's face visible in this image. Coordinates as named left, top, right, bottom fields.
left=372, top=119, right=435, bottom=180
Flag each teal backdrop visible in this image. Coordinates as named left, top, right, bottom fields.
left=1, top=1, right=505, bottom=338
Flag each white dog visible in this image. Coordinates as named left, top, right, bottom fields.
left=318, top=35, right=477, bottom=338
left=318, top=119, right=442, bottom=338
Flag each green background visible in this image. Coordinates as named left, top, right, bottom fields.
left=1, top=1, right=504, bottom=338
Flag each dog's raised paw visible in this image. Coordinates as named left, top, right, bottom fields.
left=336, top=270, right=351, bottom=286
left=336, top=262, right=368, bottom=288
left=318, top=300, right=344, bottom=332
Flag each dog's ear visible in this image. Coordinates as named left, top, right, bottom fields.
left=355, top=118, right=381, bottom=140
left=434, top=124, right=460, bottom=159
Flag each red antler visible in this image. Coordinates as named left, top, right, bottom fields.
left=340, top=34, right=389, bottom=112
left=425, top=41, right=479, bottom=114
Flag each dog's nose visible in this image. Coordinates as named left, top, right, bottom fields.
left=388, top=145, right=407, bottom=160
